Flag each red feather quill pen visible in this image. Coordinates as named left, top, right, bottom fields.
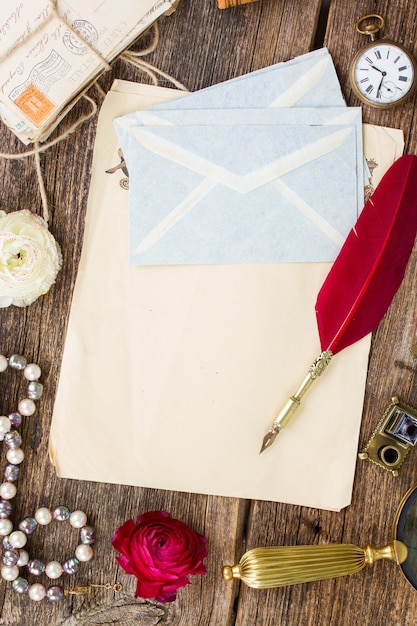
left=261, top=154, right=417, bottom=453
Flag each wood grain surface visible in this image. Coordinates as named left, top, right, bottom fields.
left=1, top=1, right=417, bottom=625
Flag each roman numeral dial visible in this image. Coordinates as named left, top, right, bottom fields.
left=350, top=41, right=416, bottom=108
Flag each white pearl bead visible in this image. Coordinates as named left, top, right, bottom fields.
left=0, top=417, right=11, bottom=434
left=6, top=448, right=24, bottom=465
left=17, top=549, right=29, bottom=566
left=18, top=398, right=36, bottom=417
left=0, top=355, right=8, bottom=372
left=34, top=507, right=52, bottom=525
left=9, top=530, right=27, bottom=549
left=0, top=482, right=16, bottom=500
left=0, top=518, right=13, bottom=536
left=28, top=583, right=46, bottom=601
left=75, top=544, right=93, bottom=562
left=69, top=510, right=87, bottom=529
left=45, top=561, right=63, bottom=580
left=24, top=363, right=41, bottom=381
left=1, top=565, right=19, bottom=581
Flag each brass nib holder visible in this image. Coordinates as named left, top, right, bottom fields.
left=223, top=542, right=407, bottom=588
left=260, top=351, right=333, bottom=453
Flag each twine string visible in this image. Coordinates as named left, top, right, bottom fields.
left=120, top=21, right=189, bottom=91
left=0, top=95, right=98, bottom=159
left=0, top=95, right=98, bottom=222
left=34, top=146, right=49, bottom=223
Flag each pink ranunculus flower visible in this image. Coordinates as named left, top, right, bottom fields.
left=112, top=511, right=208, bottom=603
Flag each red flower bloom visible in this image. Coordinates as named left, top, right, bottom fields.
left=112, top=511, right=208, bottom=602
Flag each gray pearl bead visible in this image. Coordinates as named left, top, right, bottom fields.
left=27, top=382, right=43, bottom=400
left=9, top=355, right=27, bottom=370
left=8, top=413, right=21, bottom=428
left=46, top=585, right=64, bottom=602
left=0, top=500, right=12, bottom=519
left=12, top=577, right=29, bottom=594
left=4, top=465, right=19, bottom=482
left=53, top=506, right=70, bottom=521
left=62, top=557, right=79, bottom=575
left=4, top=431, right=22, bottom=449
left=27, top=559, right=45, bottom=576
left=3, top=549, right=19, bottom=566
left=80, top=526, right=95, bottom=545
left=19, top=517, right=37, bottom=535
left=3, top=536, right=13, bottom=550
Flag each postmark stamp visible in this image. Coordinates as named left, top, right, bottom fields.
left=63, top=20, right=98, bottom=56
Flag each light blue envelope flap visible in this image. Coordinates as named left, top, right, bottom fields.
left=115, top=120, right=358, bottom=265
left=153, top=48, right=345, bottom=110
left=114, top=48, right=356, bottom=266
left=119, top=106, right=363, bottom=216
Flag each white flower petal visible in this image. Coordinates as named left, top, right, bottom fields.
left=0, top=210, right=62, bottom=307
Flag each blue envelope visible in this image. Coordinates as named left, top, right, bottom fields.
left=114, top=48, right=360, bottom=265
left=154, top=47, right=346, bottom=110
left=121, top=105, right=364, bottom=223
left=115, top=118, right=359, bottom=265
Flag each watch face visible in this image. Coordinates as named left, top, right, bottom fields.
left=351, top=41, right=416, bottom=106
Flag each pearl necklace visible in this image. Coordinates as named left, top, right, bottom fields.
left=0, top=354, right=119, bottom=603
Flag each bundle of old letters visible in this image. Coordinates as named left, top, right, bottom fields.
left=0, top=0, right=179, bottom=143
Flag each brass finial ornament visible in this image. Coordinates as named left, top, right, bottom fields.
left=223, top=542, right=406, bottom=588
left=223, top=482, right=417, bottom=591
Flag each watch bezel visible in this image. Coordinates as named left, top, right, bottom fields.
left=349, top=39, right=417, bottom=108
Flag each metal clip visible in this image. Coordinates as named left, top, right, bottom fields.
left=65, top=582, right=123, bottom=596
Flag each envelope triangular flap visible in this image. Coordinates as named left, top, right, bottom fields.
left=130, top=123, right=354, bottom=188
left=113, top=47, right=359, bottom=266
left=134, top=185, right=342, bottom=264
left=132, top=106, right=362, bottom=127
left=122, top=140, right=356, bottom=264
left=153, top=49, right=345, bottom=111
left=125, top=105, right=363, bottom=221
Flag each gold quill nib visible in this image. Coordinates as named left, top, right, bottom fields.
left=260, top=351, right=333, bottom=453
left=260, top=425, right=280, bottom=453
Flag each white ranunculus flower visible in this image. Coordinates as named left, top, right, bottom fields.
left=0, top=209, right=62, bottom=307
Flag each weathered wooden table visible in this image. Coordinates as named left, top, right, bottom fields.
left=1, top=1, right=417, bottom=624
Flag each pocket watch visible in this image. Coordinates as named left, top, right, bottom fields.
left=350, top=14, right=417, bottom=108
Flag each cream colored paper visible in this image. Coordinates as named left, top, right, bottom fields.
left=49, top=80, right=402, bottom=511
left=362, top=124, right=404, bottom=193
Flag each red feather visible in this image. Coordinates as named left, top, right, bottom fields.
left=261, top=154, right=417, bottom=453
left=316, top=154, right=417, bottom=355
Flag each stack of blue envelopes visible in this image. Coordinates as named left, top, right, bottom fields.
left=114, top=48, right=363, bottom=266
